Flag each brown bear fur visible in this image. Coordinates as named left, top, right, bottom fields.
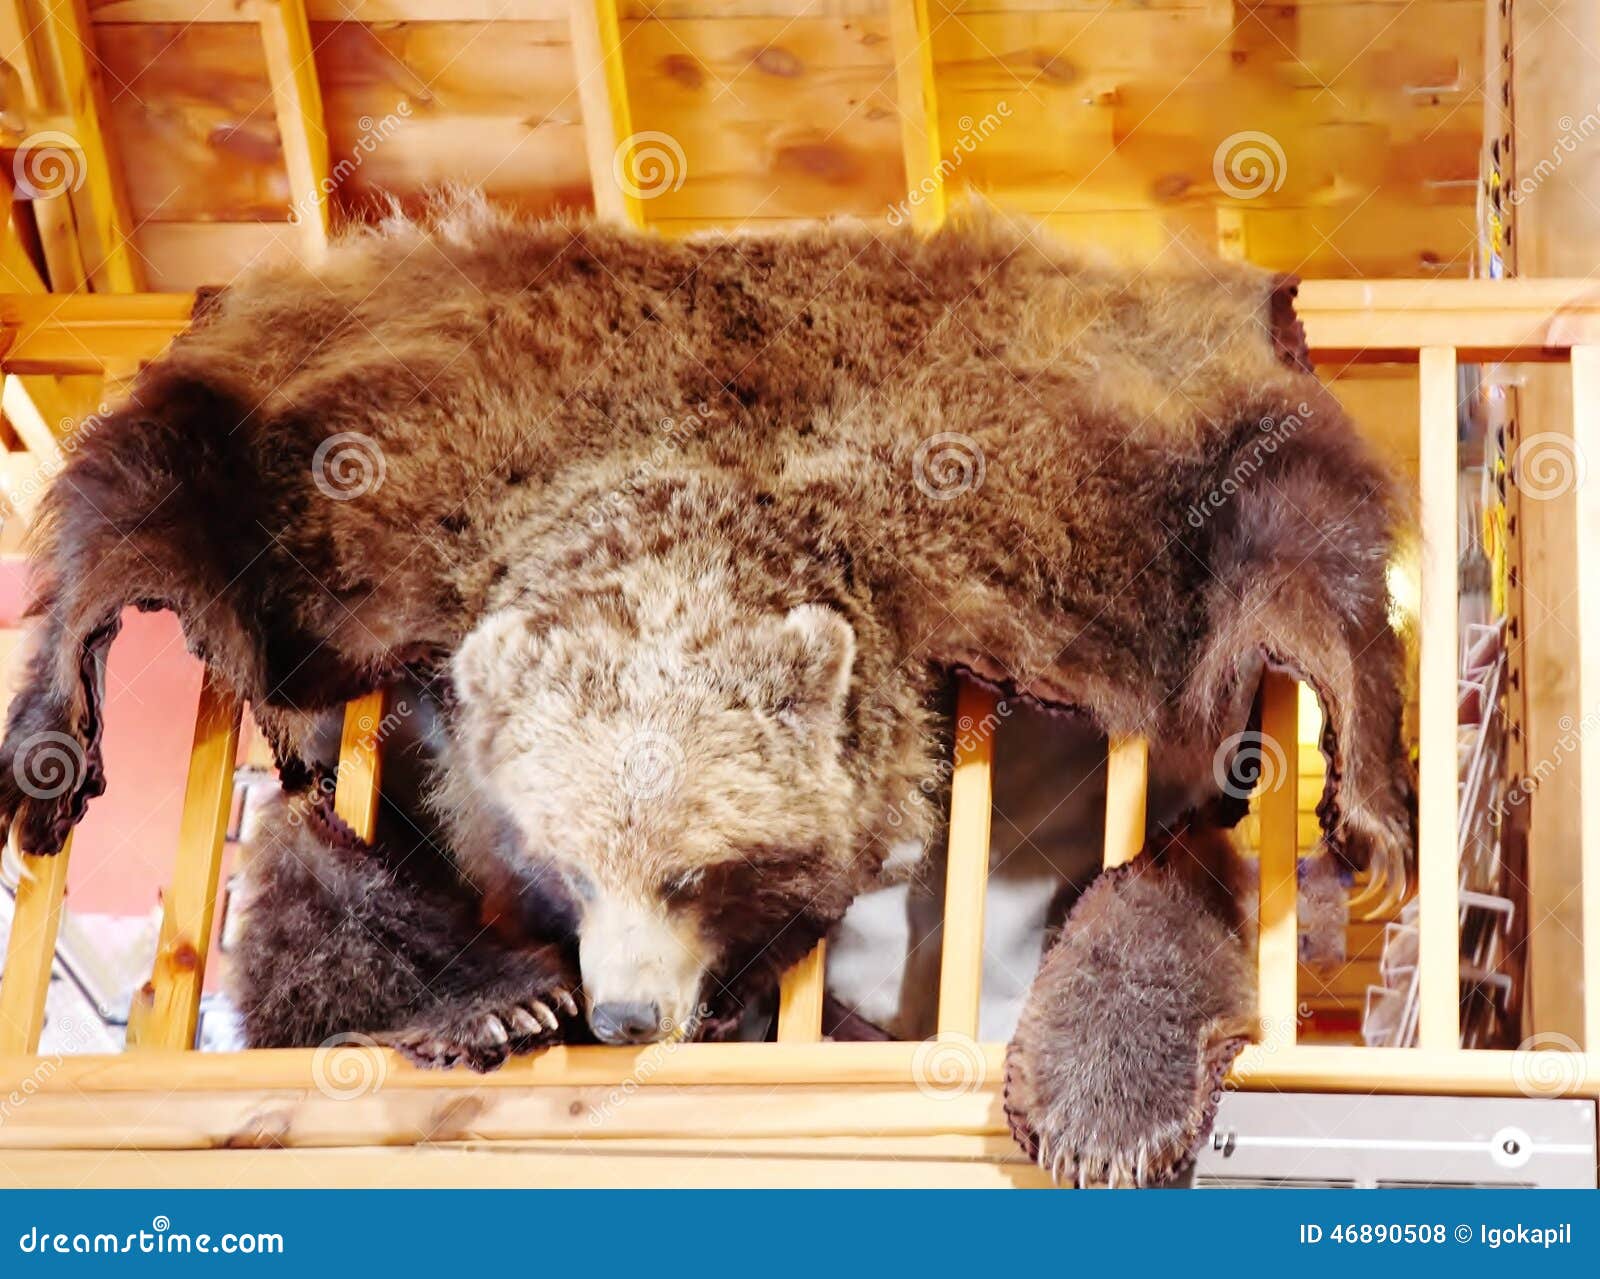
left=0, top=198, right=1414, bottom=1169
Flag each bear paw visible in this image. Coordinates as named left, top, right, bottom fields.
left=1003, top=858, right=1256, bottom=1187
left=382, top=986, right=579, bottom=1073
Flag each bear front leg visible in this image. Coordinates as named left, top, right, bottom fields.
left=232, top=798, right=579, bottom=1071
left=1003, top=827, right=1256, bottom=1187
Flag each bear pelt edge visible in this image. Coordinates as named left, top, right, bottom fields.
left=0, top=198, right=1416, bottom=1186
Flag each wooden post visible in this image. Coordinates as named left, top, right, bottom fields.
left=1417, top=344, right=1461, bottom=1049
left=0, top=833, right=72, bottom=1054
left=1101, top=735, right=1148, bottom=868
left=1257, top=671, right=1300, bottom=1046
left=569, top=0, right=645, bottom=228
left=255, top=0, right=330, bottom=258
left=934, top=680, right=997, bottom=1039
left=888, top=0, right=945, bottom=231
left=1573, top=346, right=1600, bottom=1051
left=334, top=690, right=387, bottom=843
left=134, top=674, right=241, bottom=1050
left=36, top=0, right=140, bottom=291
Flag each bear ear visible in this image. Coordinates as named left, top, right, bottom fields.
left=778, top=604, right=855, bottom=725
left=452, top=609, right=544, bottom=706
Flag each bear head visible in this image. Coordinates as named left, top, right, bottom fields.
left=438, top=600, right=867, bottom=1044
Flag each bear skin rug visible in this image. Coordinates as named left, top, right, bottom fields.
left=0, top=199, right=1415, bottom=1186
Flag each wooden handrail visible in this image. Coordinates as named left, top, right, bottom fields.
left=7, top=280, right=1600, bottom=376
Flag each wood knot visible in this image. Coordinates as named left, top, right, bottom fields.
left=750, top=45, right=802, bottom=78
left=172, top=941, right=200, bottom=972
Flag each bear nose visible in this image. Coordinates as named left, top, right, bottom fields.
left=589, top=1000, right=662, bottom=1045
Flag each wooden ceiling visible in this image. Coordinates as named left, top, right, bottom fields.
left=0, top=0, right=1486, bottom=293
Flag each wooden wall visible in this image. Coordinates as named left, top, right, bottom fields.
left=71, top=0, right=1484, bottom=290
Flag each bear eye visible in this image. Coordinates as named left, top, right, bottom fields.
left=658, top=868, right=706, bottom=902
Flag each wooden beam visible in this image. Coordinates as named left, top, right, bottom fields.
left=568, top=0, right=644, bottom=227
left=1101, top=734, right=1148, bottom=868
left=0, top=1039, right=1596, bottom=1102
left=774, top=943, right=826, bottom=1042
left=1574, top=345, right=1600, bottom=1052
left=132, top=673, right=241, bottom=1051
left=935, top=679, right=996, bottom=1038
left=253, top=0, right=330, bottom=257
left=1416, top=344, right=1460, bottom=1050
left=34, top=0, right=141, bottom=291
left=1256, top=670, right=1299, bottom=1047
left=10, top=281, right=1600, bottom=378
left=888, top=0, right=945, bottom=231
left=0, top=833, right=71, bottom=1054
left=333, top=689, right=386, bottom=842
left=0, top=291, right=194, bottom=374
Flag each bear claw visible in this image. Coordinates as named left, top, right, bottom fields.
left=382, top=988, right=576, bottom=1072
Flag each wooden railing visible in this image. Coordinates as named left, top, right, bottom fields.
left=0, top=278, right=1595, bottom=1186
left=0, top=0, right=1591, bottom=1190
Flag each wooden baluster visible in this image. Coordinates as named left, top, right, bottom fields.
left=335, top=690, right=387, bottom=844
left=569, top=0, right=645, bottom=228
left=934, top=680, right=998, bottom=1040
left=1102, top=735, right=1149, bottom=868
left=1573, top=346, right=1600, bottom=1052
left=1257, top=671, right=1300, bottom=1048
left=1417, top=345, right=1461, bottom=1049
left=0, top=832, right=72, bottom=1054
left=135, top=673, right=242, bottom=1049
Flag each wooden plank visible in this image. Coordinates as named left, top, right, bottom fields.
left=0, top=1144, right=1049, bottom=1189
left=0, top=1082, right=1007, bottom=1149
left=0, top=292, right=195, bottom=374
left=887, top=0, right=944, bottom=231
left=254, top=0, right=330, bottom=256
left=0, top=833, right=71, bottom=1054
left=0, top=1038, right=1595, bottom=1102
left=332, top=689, right=386, bottom=842
left=36, top=0, right=141, bottom=291
left=1256, top=670, right=1299, bottom=1047
left=935, top=679, right=996, bottom=1038
left=1574, top=346, right=1600, bottom=1053
left=1417, top=344, right=1460, bottom=1050
left=1101, top=734, right=1147, bottom=868
left=133, top=673, right=242, bottom=1051
left=569, top=0, right=643, bottom=226
left=7, top=281, right=1600, bottom=375
left=775, top=940, right=826, bottom=1041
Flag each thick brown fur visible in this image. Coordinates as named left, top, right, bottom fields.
left=0, top=198, right=1412, bottom=1051
left=1004, top=821, right=1257, bottom=1187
